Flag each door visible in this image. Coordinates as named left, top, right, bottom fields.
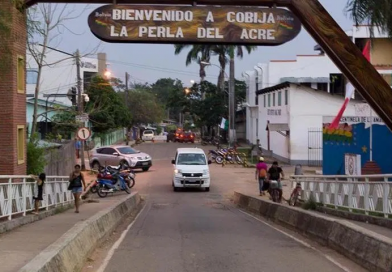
left=101, top=147, right=118, bottom=166
left=308, top=128, right=323, bottom=166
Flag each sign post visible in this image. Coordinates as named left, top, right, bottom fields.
left=88, top=5, right=301, bottom=45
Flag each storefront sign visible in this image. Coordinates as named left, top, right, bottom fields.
left=267, top=109, right=282, bottom=116
left=88, top=5, right=301, bottom=45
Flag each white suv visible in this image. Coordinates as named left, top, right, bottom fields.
left=142, top=130, right=154, bottom=141
left=172, top=148, right=211, bottom=192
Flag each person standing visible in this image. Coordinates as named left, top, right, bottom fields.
left=32, top=173, right=46, bottom=215
left=69, top=164, right=86, bottom=213
left=255, top=157, right=268, bottom=196
left=75, top=137, right=81, bottom=159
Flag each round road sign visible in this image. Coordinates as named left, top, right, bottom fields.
left=77, top=127, right=91, bottom=140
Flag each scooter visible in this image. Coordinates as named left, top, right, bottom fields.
left=97, top=170, right=131, bottom=198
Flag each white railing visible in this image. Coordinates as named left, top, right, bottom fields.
left=291, top=175, right=392, bottom=218
left=0, top=175, right=72, bottom=220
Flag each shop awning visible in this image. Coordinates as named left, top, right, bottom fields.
left=266, top=123, right=290, bottom=131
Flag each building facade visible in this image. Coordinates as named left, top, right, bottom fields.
left=26, top=47, right=107, bottom=106
left=242, top=25, right=392, bottom=165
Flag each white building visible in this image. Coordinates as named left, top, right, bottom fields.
left=26, top=46, right=107, bottom=106
left=242, top=26, right=392, bottom=165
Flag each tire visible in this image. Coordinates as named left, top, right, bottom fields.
left=215, top=156, right=224, bottom=164
left=290, top=194, right=298, bottom=206
left=173, top=186, right=178, bottom=192
left=121, top=160, right=130, bottom=168
left=90, top=185, right=98, bottom=194
left=124, top=183, right=131, bottom=194
left=205, top=187, right=210, bottom=192
left=272, top=189, right=279, bottom=203
left=97, top=187, right=108, bottom=198
left=92, top=161, right=100, bottom=170
left=142, top=167, right=150, bottom=172
left=127, top=177, right=135, bottom=189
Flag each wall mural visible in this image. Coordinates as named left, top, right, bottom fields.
left=322, top=116, right=392, bottom=175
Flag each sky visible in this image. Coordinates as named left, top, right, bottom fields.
left=47, top=0, right=353, bottom=87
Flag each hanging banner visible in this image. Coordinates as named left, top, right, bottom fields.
left=88, top=5, right=302, bottom=45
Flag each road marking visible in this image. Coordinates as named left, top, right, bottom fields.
left=96, top=202, right=149, bottom=272
left=238, top=210, right=352, bottom=272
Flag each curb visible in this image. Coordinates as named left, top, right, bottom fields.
left=19, top=192, right=142, bottom=272
left=233, top=191, right=392, bottom=272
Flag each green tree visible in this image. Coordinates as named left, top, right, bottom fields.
left=27, top=134, right=47, bottom=175
left=346, top=0, right=392, bottom=36
left=51, top=110, right=78, bottom=139
left=85, top=76, right=131, bottom=133
left=174, top=44, right=211, bottom=81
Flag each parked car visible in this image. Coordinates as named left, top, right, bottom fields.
left=142, top=129, right=154, bottom=141
left=90, top=145, right=152, bottom=171
left=178, top=132, right=195, bottom=143
left=172, top=148, right=211, bottom=192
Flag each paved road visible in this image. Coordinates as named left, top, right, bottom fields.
left=101, top=143, right=361, bottom=272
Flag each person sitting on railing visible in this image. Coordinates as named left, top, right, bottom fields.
left=31, top=173, right=46, bottom=215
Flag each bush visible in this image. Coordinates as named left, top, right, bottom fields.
left=156, top=126, right=162, bottom=135
left=27, top=134, right=47, bottom=175
left=302, top=195, right=317, bottom=210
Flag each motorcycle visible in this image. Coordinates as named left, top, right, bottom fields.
left=269, top=180, right=281, bottom=203
left=97, top=170, right=131, bottom=198
left=91, top=165, right=136, bottom=194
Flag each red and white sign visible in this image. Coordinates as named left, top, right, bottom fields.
left=77, top=127, right=91, bottom=140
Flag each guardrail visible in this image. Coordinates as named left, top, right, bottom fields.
left=0, top=176, right=72, bottom=220
left=291, top=174, right=392, bottom=218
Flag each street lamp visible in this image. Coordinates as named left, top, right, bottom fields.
left=104, top=69, right=112, bottom=79
left=201, top=61, right=234, bottom=147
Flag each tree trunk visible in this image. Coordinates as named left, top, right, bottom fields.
left=217, top=54, right=226, bottom=91
left=30, top=33, right=49, bottom=140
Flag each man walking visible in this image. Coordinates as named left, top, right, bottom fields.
left=255, top=157, right=268, bottom=196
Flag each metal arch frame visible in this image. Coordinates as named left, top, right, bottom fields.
left=23, top=0, right=392, bottom=130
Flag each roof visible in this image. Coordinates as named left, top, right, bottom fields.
left=256, top=82, right=291, bottom=95
left=177, top=148, right=205, bottom=154
left=280, top=77, right=330, bottom=84
left=26, top=98, right=70, bottom=108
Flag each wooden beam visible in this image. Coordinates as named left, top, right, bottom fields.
left=290, top=0, right=392, bottom=129
left=25, top=0, right=291, bottom=8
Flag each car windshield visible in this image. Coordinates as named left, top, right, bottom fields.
left=117, top=147, right=138, bottom=154
left=177, top=153, right=206, bottom=165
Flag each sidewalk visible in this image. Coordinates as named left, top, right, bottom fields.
left=223, top=164, right=392, bottom=240
left=0, top=194, right=130, bottom=272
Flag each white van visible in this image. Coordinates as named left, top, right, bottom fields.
left=142, top=129, right=154, bottom=141
left=171, top=148, right=211, bottom=192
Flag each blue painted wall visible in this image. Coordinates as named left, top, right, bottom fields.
left=323, top=123, right=392, bottom=174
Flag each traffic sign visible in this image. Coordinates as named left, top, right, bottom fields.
left=76, top=113, right=89, bottom=123
left=77, top=127, right=91, bottom=140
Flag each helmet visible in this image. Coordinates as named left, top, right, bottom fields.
left=259, top=157, right=264, bottom=162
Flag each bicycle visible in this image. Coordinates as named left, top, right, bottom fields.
left=289, top=182, right=302, bottom=206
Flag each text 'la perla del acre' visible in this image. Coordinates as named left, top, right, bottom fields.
left=109, top=9, right=280, bottom=40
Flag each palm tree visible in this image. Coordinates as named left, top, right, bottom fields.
left=174, top=44, right=211, bottom=81
left=346, top=0, right=392, bottom=36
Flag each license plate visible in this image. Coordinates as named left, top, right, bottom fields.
left=142, top=162, right=148, bottom=165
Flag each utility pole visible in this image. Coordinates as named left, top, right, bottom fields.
left=229, top=58, right=236, bottom=147
left=75, top=49, right=86, bottom=170
left=125, top=72, right=130, bottom=143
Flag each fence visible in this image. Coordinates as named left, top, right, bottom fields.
left=44, top=141, right=76, bottom=176
left=0, top=176, right=72, bottom=220
left=291, top=174, right=392, bottom=218
left=93, top=128, right=125, bottom=148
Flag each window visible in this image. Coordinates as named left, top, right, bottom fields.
left=26, top=69, right=38, bottom=84
left=102, top=148, right=116, bottom=155
left=17, top=125, right=25, bottom=164
left=285, top=89, right=288, bottom=105
left=255, top=95, right=258, bottom=105
left=17, top=56, right=25, bottom=93
left=268, top=93, right=271, bottom=107
left=255, top=76, right=259, bottom=91
left=317, top=83, right=328, bottom=92
left=273, top=92, right=276, bottom=106
left=256, top=119, right=259, bottom=137
left=278, top=91, right=282, bottom=106
left=263, top=95, right=266, bottom=107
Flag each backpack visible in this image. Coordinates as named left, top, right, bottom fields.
left=259, top=168, right=267, bottom=178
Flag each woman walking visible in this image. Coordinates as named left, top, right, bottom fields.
left=69, top=164, right=86, bottom=213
